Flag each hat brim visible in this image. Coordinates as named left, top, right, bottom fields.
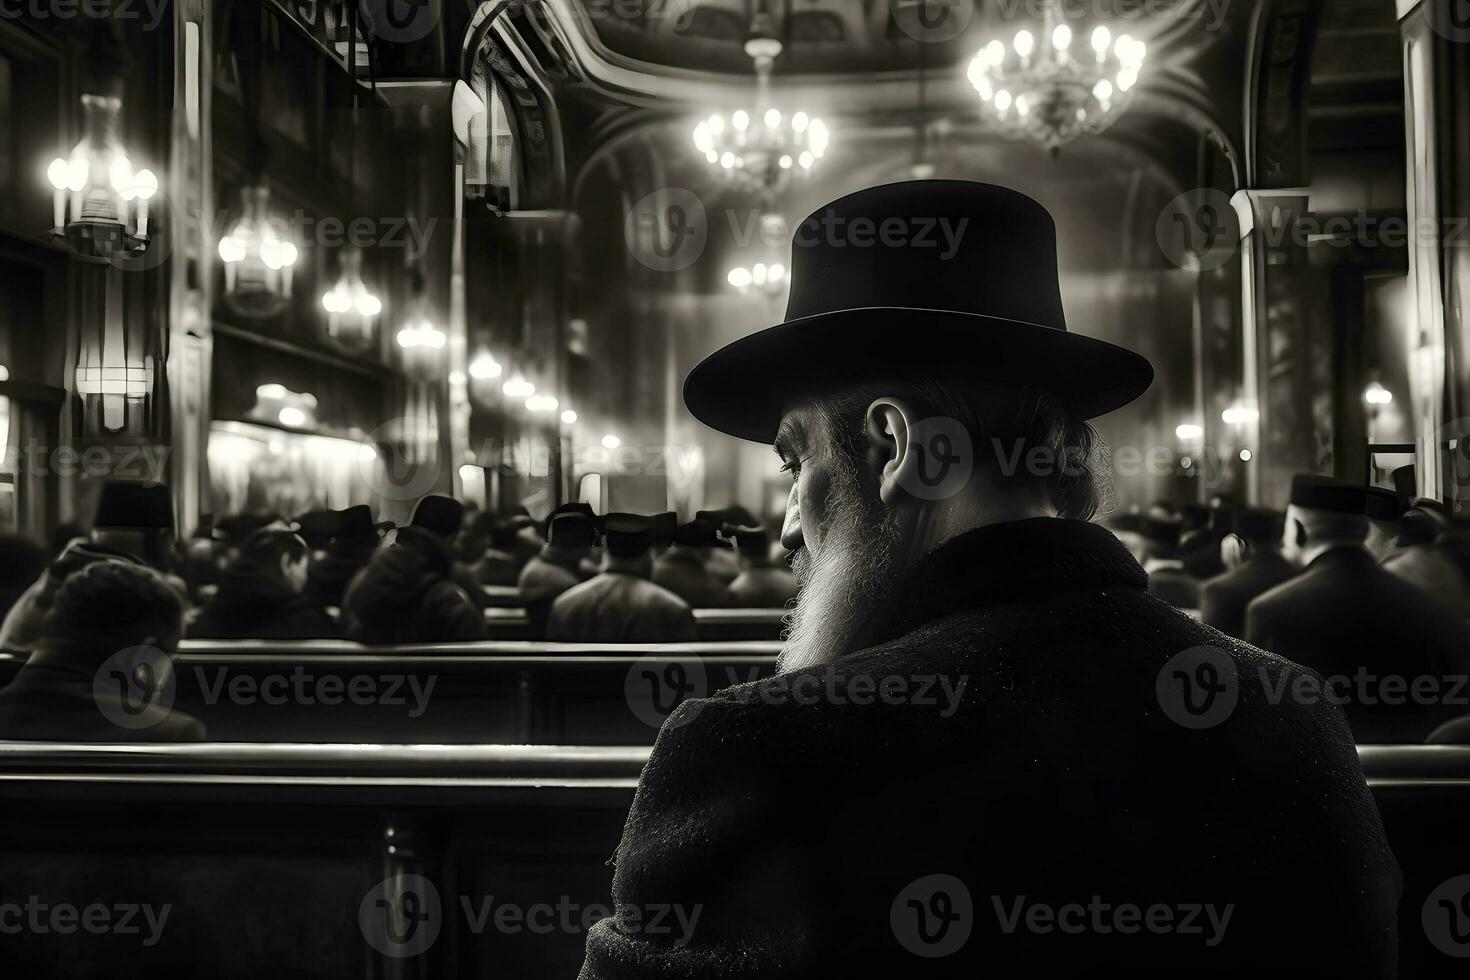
left=683, top=307, right=1155, bottom=444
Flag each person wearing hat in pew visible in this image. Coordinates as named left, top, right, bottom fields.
left=699, top=507, right=754, bottom=585
left=1136, top=515, right=1201, bottom=610
left=519, top=511, right=597, bottom=635
left=303, top=505, right=380, bottom=614
left=579, top=182, right=1398, bottom=980
left=340, top=497, right=487, bottom=645
left=1381, top=499, right=1470, bottom=616
left=189, top=527, right=337, bottom=640
left=408, top=494, right=492, bottom=612
left=653, top=519, right=735, bottom=608
left=0, top=482, right=185, bottom=654
left=727, top=525, right=798, bottom=607
left=1245, top=476, right=1470, bottom=742
left=471, top=521, right=527, bottom=587
left=0, top=561, right=204, bottom=741
left=549, top=515, right=696, bottom=643
left=1197, top=507, right=1294, bottom=640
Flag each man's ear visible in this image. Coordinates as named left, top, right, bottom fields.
left=864, top=397, right=916, bottom=506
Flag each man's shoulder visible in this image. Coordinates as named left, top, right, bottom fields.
left=671, top=590, right=1339, bottom=764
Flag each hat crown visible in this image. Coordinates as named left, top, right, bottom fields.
left=786, top=180, right=1067, bottom=331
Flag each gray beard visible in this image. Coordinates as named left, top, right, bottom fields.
left=778, top=462, right=902, bottom=674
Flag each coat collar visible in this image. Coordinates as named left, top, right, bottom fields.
left=865, top=517, right=1148, bottom=646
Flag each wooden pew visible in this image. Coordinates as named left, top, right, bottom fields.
left=0, top=743, right=1467, bottom=977
left=0, top=741, right=645, bottom=979
left=482, top=606, right=787, bottom=641
left=163, top=640, right=781, bottom=744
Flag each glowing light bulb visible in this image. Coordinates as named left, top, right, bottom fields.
left=1093, top=79, right=1114, bottom=102
left=791, top=111, right=809, bottom=132
left=560, top=409, right=578, bottom=425
left=1175, top=423, right=1204, bottom=441
left=47, top=159, right=69, bottom=190
left=995, top=89, right=1012, bottom=112
left=728, top=267, right=752, bottom=288
left=601, top=434, right=621, bottom=450
left=1052, top=24, right=1072, bottom=51
left=469, top=353, right=502, bottom=380
left=1013, top=30, right=1034, bottom=58
left=278, top=406, right=307, bottom=428
left=1091, top=25, right=1111, bottom=53
left=985, top=40, right=1005, bottom=64
left=732, top=110, right=749, bottom=132
left=764, top=108, right=781, bottom=129
left=218, top=236, right=246, bottom=263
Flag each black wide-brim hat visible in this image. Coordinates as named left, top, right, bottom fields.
left=684, top=180, right=1155, bottom=443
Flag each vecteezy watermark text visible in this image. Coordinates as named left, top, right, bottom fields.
left=0, top=897, right=171, bottom=947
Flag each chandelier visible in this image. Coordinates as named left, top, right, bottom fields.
left=726, top=213, right=790, bottom=296
left=218, top=185, right=298, bottom=318
left=46, top=94, right=158, bottom=259
left=321, top=248, right=381, bottom=345
left=691, top=16, right=828, bottom=193
left=967, top=4, right=1146, bottom=152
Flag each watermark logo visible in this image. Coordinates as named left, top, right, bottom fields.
left=1157, top=188, right=1239, bottom=272
left=993, top=895, right=1233, bottom=945
left=92, top=645, right=176, bottom=730
left=1155, top=645, right=1238, bottom=730
left=1427, top=0, right=1470, bottom=44
left=1422, top=874, right=1470, bottom=958
left=0, top=0, right=171, bottom=31
left=360, top=874, right=442, bottom=959
left=892, top=874, right=973, bottom=957
left=889, top=0, right=974, bottom=43
left=625, top=189, right=707, bottom=273
left=0, top=897, right=171, bottom=946
left=362, top=0, right=440, bottom=43
left=625, top=656, right=709, bottom=729
left=358, top=417, right=442, bottom=502
left=900, top=417, right=974, bottom=501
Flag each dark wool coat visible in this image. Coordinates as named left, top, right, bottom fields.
left=548, top=573, right=697, bottom=643
left=1198, top=550, right=1298, bottom=640
left=0, top=637, right=205, bottom=741
left=340, top=527, right=486, bottom=645
left=1246, top=546, right=1470, bottom=743
left=189, top=558, right=338, bottom=640
left=653, top=548, right=733, bottom=608
left=579, top=518, right=1399, bottom=979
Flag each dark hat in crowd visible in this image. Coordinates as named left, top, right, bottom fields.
left=1180, top=504, right=1211, bottom=531
left=733, top=525, right=770, bottom=557
left=215, top=512, right=276, bottom=546
left=1396, top=498, right=1454, bottom=546
left=294, top=510, right=337, bottom=550
left=1138, top=517, right=1182, bottom=548
left=555, top=502, right=596, bottom=521
left=1290, top=476, right=1402, bottom=522
left=548, top=512, right=596, bottom=549
left=650, top=512, right=678, bottom=549
left=94, top=481, right=174, bottom=530
left=411, top=494, right=464, bottom=540
left=490, top=522, right=521, bottom=550
left=603, top=514, right=653, bottom=559
left=336, top=505, right=378, bottom=545
left=681, top=180, right=1154, bottom=443
left=675, top=520, right=724, bottom=548
left=1233, top=508, right=1285, bottom=544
